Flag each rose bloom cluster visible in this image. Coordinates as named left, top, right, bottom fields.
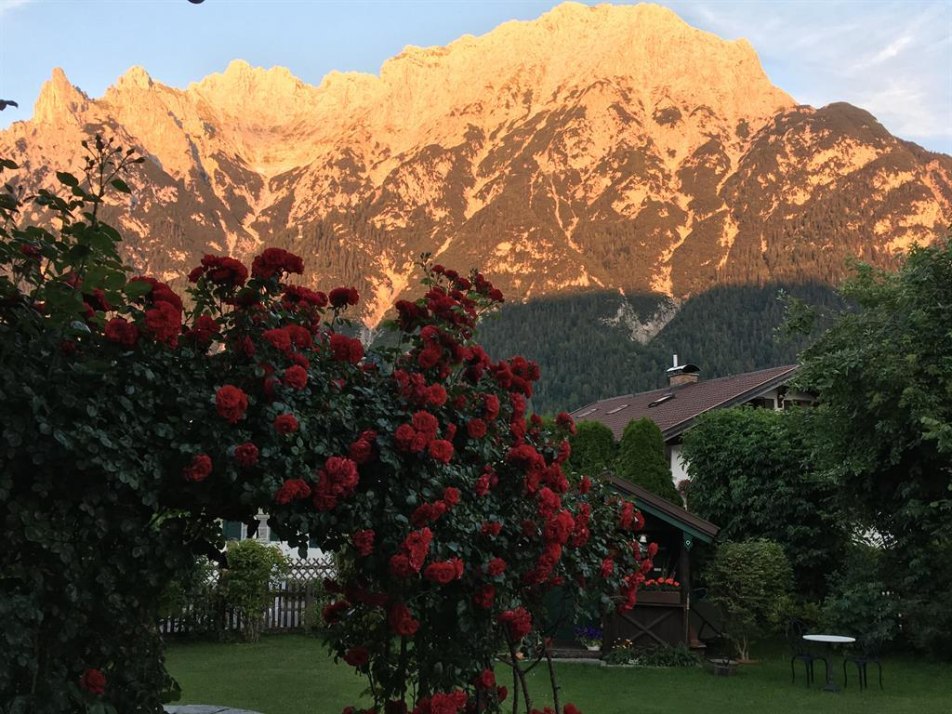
left=72, top=246, right=651, bottom=713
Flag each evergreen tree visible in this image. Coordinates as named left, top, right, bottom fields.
left=614, top=418, right=681, bottom=504
left=567, top=421, right=616, bottom=477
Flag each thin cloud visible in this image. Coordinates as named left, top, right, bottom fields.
left=666, top=0, right=952, bottom=151
left=0, top=0, right=35, bottom=17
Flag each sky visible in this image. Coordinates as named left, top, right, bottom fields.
left=1, top=0, right=950, bottom=153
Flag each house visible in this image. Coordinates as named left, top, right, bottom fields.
left=223, top=514, right=325, bottom=560
left=570, top=359, right=811, bottom=485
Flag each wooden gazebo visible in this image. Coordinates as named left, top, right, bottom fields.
left=604, top=477, right=719, bottom=651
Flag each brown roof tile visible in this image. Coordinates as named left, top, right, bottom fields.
left=570, top=364, right=798, bottom=440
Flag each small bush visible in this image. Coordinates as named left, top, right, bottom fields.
left=634, top=643, right=700, bottom=667
left=220, top=540, right=289, bottom=642
left=604, top=641, right=699, bottom=667
left=707, top=539, right=793, bottom=660
left=820, top=544, right=899, bottom=651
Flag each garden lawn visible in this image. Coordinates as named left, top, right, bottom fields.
left=165, top=635, right=952, bottom=714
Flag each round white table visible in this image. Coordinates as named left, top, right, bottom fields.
left=803, top=634, right=856, bottom=692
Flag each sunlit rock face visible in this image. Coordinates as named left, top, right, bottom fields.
left=3, top=2, right=950, bottom=324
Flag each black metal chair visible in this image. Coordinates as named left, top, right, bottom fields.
left=786, top=619, right=827, bottom=687
left=843, top=639, right=883, bottom=690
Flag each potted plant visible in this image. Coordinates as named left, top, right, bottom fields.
left=638, top=576, right=682, bottom=605
left=574, top=625, right=603, bottom=652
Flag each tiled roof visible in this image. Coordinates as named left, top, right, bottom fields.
left=570, top=364, right=798, bottom=441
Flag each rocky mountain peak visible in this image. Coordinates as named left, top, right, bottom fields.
left=33, top=67, right=89, bottom=125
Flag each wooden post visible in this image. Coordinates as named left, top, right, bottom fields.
left=680, top=532, right=692, bottom=647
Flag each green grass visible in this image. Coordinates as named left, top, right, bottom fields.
left=165, top=635, right=952, bottom=714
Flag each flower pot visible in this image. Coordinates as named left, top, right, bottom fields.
left=705, top=658, right=738, bottom=677
left=585, top=644, right=601, bottom=652
left=637, top=590, right=681, bottom=605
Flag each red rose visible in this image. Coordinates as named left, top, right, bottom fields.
left=322, top=600, right=351, bottom=625
left=424, top=384, right=447, bottom=406
left=600, top=558, right=615, bottom=577
left=426, top=691, right=467, bottom=714
left=442, top=487, right=460, bottom=507
left=234, top=441, right=259, bottom=468
left=274, top=413, right=299, bottom=434
left=262, top=327, right=292, bottom=352
left=216, top=385, right=249, bottom=424
left=480, top=521, right=502, bottom=537
left=348, top=434, right=376, bottom=464
left=417, top=346, right=441, bottom=369
left=388, top=603, right=419, bottom=636
left=283, top=365, right=308, bottom=390
left=274, top=478, right=311, bottom=504
left=543, top=510, right=575, bottom=545
left=473, top=584, right=495, bottom=609
left=619, top=501, right=635, bottom=530
left=555, top=411, right=576, bottom=434
left=394, top=424, right=419, bottom=452
left=403, top=528, right=433, bottom=572
left=104, top=317, right=139, bottom=348
left=411, top=501, right=447, bottom=527
left=483, top=394, right=500, bottom=420
left=647, top=542, right=659, bottom=558
left=186, top=314, right=220, bottom=347
left=476, top=669, right=496, bottom=689
left=389, top=554, right=415, bottom=578
left=329, top=333, right=364, bottom=363
left=564, top=705, right=582, bottom=714
left=282, top=284, right=328, bottom=309
left=475, top=473, right=492, bottom=497
left=79, top=668, right=106, bottom=695
left=498, top=607, right=532, bottom=640
left=579, top=475, right=592, bottom=495
left=411, top=411, right=439, bottom=438
left=487, top=557, right=506, bottom=576
left=343, top=646, right=370, bottom=667
left=537, top=487, right=561, bottom=517
left=251, top=247, right=304, bottom=279
left=321, top=456, right=359, bottom=495
left=183, top=453, right=212, bottom=482
left=466, top=418, right=487, bottom=439
left=423, top=558, right=464, bottom=585
left=189, top=254, right=248, bottom=287
left=144, top=301, right=181, bottom=346
left=128, top=276, right=183, bottom=311
left=329, top=286, right=360, bottom=308
left=428, top=439, right=454, bottom=464
left=352, top=529, right=375, bottom=557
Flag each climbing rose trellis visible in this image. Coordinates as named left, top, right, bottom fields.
left=0, top=140, right=653, bottom=714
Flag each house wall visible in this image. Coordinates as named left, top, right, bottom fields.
left=670, top=443, right=690, bottom=484
left=223, top=513, right=325, bottom=560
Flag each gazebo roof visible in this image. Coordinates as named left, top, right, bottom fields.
left=607, top=475, right=719, bottom=545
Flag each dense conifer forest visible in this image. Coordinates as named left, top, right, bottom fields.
left=478, top=282, right=845, bottom=414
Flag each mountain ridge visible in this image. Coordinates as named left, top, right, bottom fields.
left=3, top=1, right=950, bottom=327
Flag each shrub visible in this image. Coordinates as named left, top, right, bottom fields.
left=219, top=540, right=289, bottom=642
left=614, top=418, right=680, bottom=504
left=820, top=544, right=898, bottom=651
left=567, top=421, right=616, bottom=476
left=706, top=539, right=793, bottom=661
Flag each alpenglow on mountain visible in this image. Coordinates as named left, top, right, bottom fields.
left=2, top=2, right=950, bottom=327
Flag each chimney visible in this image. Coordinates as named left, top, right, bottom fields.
left=666, top=355, right=700, bottom=387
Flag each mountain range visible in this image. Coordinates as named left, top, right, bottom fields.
left=2, top=1, right=950, bottom=410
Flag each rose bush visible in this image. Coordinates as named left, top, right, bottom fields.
left=0, top=140, right=652, bottom=714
